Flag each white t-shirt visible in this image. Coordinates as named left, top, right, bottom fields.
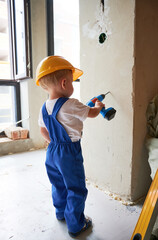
left=38, top=98, right=90, bottom=142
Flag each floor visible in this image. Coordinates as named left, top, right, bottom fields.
left=0, top=150, right=143, bottom=240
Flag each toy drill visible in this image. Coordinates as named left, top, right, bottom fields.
left=86, top=92, right=116, bottom=120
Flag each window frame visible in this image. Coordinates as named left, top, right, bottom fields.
left=10, top=0, right=32, bottom=80
left=46, top=0, right=54, bottom=56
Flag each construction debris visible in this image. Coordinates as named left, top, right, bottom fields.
left=4, top=126, right=29, bottom=140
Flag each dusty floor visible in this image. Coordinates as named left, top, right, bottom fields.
left=0, top=149, right=143, bottom=240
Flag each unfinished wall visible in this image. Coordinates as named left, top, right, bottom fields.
left=80, top=0, right=135, bottom=200
left=131, top=0, right=158, bottom=200
left=80, top=0, right=158, bottom=201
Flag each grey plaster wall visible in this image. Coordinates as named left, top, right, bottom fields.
left=131, top=0, right=158, bottom=200
left=80, top=0, right=135, bottom=200
left=80, top=0, right=158, bottom=201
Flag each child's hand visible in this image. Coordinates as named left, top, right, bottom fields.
left=88, top=100, right=105, bottom=118
left=95, top=100, right=105, bottom=110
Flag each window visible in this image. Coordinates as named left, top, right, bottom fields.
left=0, top=0, right=32, bottom=131
left=53, top=0, right=80, bottom=69
left=47, top=0, right=80, bottom=99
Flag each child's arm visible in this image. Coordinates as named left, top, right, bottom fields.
left=40, top=127, right=51, bottom=143
left=88, top=100, right=105, bottom=118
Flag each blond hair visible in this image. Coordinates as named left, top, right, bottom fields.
left=38, top=69, right=72, bottom=90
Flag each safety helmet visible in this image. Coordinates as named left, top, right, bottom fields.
left=36, top=55, right=83, bottom=86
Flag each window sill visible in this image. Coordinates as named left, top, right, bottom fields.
left=0, top=137, right=34, bottom=156
left=0, top=137, right=30, bottom=143
left=0, top=137, right=13, bottom=143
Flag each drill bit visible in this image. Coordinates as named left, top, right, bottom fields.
left=101, top=92, right=111, bottom=99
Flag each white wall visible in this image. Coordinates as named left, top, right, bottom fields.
left=80, top=0, right=135, bottom=200
left=18, top=0, right=48, bottom=149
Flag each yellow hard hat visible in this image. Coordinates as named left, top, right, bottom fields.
left=36, top=55, right=83, bottom=86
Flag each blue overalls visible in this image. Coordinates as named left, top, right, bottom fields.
left=42, top=97, right=88, bottom=233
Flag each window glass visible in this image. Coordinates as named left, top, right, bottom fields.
left=53, top=0, right=80, bottom=99
left=0, top=0, right=15, bottom=131
left=14, top=0, right=26, bottom=77
left=0, top=0, right=12, bottom=79
left=0, top=86, right=15, bottom=131
left=54, top=0, right=79, bottom=68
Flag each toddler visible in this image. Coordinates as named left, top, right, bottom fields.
left=36, top=56, right=104, bottom=237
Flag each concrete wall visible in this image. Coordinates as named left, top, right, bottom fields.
left=131, top=0, right=158, bottom=200
left=80, top=0, right=158, bottom=201
left=80, top=0, right=135, bottom=200
left=27, top=0, right=47, bottom=148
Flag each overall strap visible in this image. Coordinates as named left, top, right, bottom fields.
left=42, top=102, right=48, bottom=118
left=41, top=97, right=72, bottom=143
left=52, top=97, right=69, bottom=119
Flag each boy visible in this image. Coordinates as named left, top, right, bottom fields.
left=36, top=56, right=104, bottom=237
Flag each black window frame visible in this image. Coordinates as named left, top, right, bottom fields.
left=46, top=0, right=54, bottom=56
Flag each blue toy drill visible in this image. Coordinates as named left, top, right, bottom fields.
left=86, top=92, right=116, bottom=120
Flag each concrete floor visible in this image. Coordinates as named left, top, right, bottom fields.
left=0, top=149, right=143, bottom=240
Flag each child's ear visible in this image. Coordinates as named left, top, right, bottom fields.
left=61, top=78, right=67, bottom=90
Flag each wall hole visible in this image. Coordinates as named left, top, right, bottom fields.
left=101, top=0, right=104, bottom=12
left=99, top=33, right=107, bottom=44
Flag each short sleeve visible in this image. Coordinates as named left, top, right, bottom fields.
left=38, top=107, right=46, bottom=127
left=69, top=98, right=90, bottom=121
